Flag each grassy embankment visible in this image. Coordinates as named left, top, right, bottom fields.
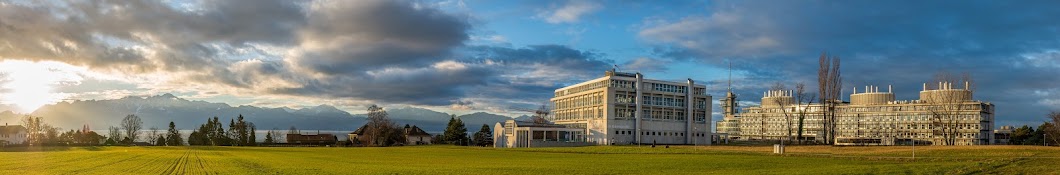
left=0, top=145, right=1057, bottom=174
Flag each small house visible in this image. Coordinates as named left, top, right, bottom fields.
left=0, top=124, right=26, bottom=146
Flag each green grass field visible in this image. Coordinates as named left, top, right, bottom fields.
left=0, top=145, right=1057, bottom=174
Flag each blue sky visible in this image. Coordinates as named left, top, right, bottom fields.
left=0, top=0, right=1058, bottom=128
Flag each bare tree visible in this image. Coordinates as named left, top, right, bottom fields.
left=147, top=127, right=160, bottom=145
left=793, top=83, right=816, bottom=144
left=925, top=71, right=973, bottom=145
left=270, top=128, right=284, bottom=143
left=362, top=104, right=401, bottom=146
left=21, top=116, right=47, bottom=145
left=121, top=114, right=143, bottom=142
left=1048, top=112, right=1060, bottom=146
left=817, top=53, right=842, bottom=145
left=769, top=82, right=794, bottom=143
left=107, top=126, right=122, bottom=142
left=287, top=126, right=300, bottom=135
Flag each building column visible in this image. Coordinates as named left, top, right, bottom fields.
left=635, top=73, right=643, bottom=144
left=686, top=79, right=694, bottom=144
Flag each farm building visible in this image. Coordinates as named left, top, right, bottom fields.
left=286, top=133, right=338, bottom=145
left=0, top=124, right=26, bottom=146
left=348, top=124, right=433, bottom=146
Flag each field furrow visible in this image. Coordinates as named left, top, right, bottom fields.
left=1, top=145, right=1058, bottom=174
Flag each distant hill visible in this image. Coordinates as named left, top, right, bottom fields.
left=9, top=94, right=514, bottom=134
left=0, top=110, right=19, bottom=125
left=458, top=112, right=513, bottom=130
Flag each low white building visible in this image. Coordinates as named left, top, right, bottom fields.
left=493, top=120, right=592, bottom=148
left=0, top=124, right=27, bottom=145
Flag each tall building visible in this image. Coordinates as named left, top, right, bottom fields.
left=549, top=70, right=713, bottom=145
left=716, top=63, right=741, bottom=141
left=720, top=82, right=996, bottom=146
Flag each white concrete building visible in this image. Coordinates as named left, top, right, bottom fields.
left=493, top=120, right=592, bottom=148
left=719, top=82, right=996, bottom=146
left=548, top=70, right=713, bottom=145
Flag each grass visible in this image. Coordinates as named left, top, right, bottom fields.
left=0, top=145, right=1057, bottom=174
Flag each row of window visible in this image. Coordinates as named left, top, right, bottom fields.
left=745, top=104, right=987, bottom=113
left=553, top=108, right=605, bottom=121
left=611, top=80, right=636, bottom=89
left=611, top=130, right=709, bottom=137
left=556, top=80, right=610, bottom=97
left=644, top=96, right=686, bottom=107
left=552, top=92, right=604, bottom=110
left=649, top=83, right=687, bottom=93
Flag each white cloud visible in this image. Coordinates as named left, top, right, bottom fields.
left=539, top=0, right=601, bottom=24
left=471, top=35, right=508, bottom=43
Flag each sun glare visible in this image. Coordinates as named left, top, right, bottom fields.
left=0, top=60, right=82, bottom=113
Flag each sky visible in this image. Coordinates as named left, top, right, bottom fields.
left=0, top=0, right=1059, bottom=127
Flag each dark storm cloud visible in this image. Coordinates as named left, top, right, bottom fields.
left=290, top=0, right=470, bottom=75
left=639, top=0, right=1060, bottom=125
left=274, top=61, right=498, bottom=105
left=0, top=0, right=307, bottom=73
left=287, top=44, right=615, bottom=108
left=456, top=45, right=615, bottom=108
left=0, top=0, right=494, bottom=106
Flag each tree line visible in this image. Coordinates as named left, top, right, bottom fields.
left=1007, top=112, right=1060, bottom=146
left=12, top=114, right=265, bottom=146
left=349, top=105, right=493, bottom=147
left=438, top=114, right=493, bottom=147
left=187, top=115, right=257, bottom=146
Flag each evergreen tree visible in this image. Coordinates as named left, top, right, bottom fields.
left=248, top=123, right=257, bottom=146
left=1012, top=125, right=1035, bottom=145
left=167, top=121, right=183, bottom=146
left=228, top=118, right=237, bottom=146
left=188, top=131, right=201, bottom=145
left=264, top=131, right=274, bottom=144
left=155, top=136, right=166, bottom=146
left=473, top=124, right=493, bottom=147
left=443, top=115, right=468, bottom=145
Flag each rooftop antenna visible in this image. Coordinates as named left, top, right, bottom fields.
left=728, top=60, right=733, bottom=91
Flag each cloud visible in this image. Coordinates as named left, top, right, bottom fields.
left=449, top=100, right=475, bottom=111
left=452, top=45, right=613, bottom=109
left=637, top=0, right=1060, bottom=126
left=288, top=0, right=470, bottom=75
left=539, top=0, right=601, bottom=24
left=0, top=0, right=485, bottom=106
left=621, top=57, right=670, bottom=72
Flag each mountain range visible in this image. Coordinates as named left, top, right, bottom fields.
left=0, top=94, right=523, bottom=134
